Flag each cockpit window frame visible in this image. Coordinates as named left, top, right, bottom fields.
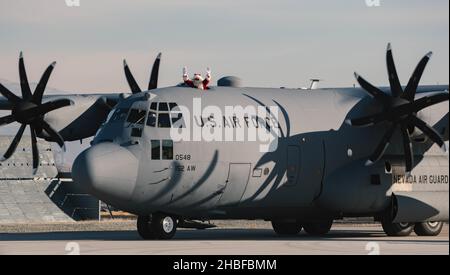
left=126, top=108, right=148, bottom=125
left=147, top=101, right=185, bottom=129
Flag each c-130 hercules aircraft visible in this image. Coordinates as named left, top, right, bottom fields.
left=0, top=44, right=448, bottom=240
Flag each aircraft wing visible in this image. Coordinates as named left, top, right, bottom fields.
left=362, top=85, right=449, bottom=95
left=407, top=85, right=449, bottom=94
left=0, top=93, right=123, bottom=111
left=0, top=93, right=125, bottom=142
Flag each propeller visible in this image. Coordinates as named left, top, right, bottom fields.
left=0, top=52, right=73, bottom=173
left=123, top=53, right=162, bottom=94
left=347, top=44, right=449, bottom=173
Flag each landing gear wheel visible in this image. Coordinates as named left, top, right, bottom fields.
left=137, top=215, right=155, bottom=240
left=151, top=213, right=178, bottom=240
left=271, top=221, right=302, bottom=235
left=414, top=222, right=444, bottom=236
left=381, top=220, right=414, bottom=237
left=303, top=220, right=333, bottom=236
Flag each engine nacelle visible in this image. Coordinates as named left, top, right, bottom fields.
left=318, top=154, right=449, bottom=222
left=392, top=192, right=449, bottom=223
left=43, top=95, right=112, bottom=141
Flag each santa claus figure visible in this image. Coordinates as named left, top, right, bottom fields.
left=183, top=67, right=211, bottom=90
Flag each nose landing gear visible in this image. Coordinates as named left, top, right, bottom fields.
left=137, top=213, right=178, bottom=240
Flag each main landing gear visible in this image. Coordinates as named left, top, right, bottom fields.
left=381, top=220, right=415, bottom=237
left=271, top=221, right=303, bottom=235
left=381, top=219, right=444, bottom=237
left=271, top=220, right=333, bottom=236
left=414, top=222, right=444, bottom=236
left=137, top=213, right=178, bottom=240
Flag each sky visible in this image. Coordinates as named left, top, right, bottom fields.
left=0, top=0, right=448, bottom=93
left=0, top=0, right=449, bottom=165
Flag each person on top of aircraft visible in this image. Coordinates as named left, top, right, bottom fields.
left=183, top=66, right=211, bottom=90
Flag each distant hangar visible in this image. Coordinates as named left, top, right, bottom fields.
left=0, top=136, right=99, bottom=223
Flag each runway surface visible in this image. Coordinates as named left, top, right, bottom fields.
left=0, top=224, right=448, bottom=255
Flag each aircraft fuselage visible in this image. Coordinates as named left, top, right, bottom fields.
left=73, top=86, right=449, bottom=222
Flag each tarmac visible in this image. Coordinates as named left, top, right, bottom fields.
left=0, top=221, right=448, bottom=255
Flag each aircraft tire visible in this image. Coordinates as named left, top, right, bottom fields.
left=414, top=222, right=444, bottom=236
left=137, top=215, right=155, bottom=240
left=303, top=220, right=333, bottom=236
left=381, top=220, right=414, bottom=237
left=271, top=221, right=302, bottom=235
left=151, top=213, right=178, bottom=240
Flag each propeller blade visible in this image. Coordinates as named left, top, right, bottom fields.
left=123, top=60, right=142, bottom=94
left=354, top=73, right=389, bottom=101
left=148, top=53, right=161, bottom=90
left=23, top=99, right=73, bottom=118
left=349, top=93, right=449, bottom=127
left=386, top=44, right=403, bottom=98
left=38, top=120, right=66, bottom=151
left=0, top=83, right=21, bottom=103
left=409, top=115, right=446, bottom=152
left=19, top=52, right=33, bottom=100
left=411, top=93, right=450, bottom=113
left=33, top=62, right=56, bottom=104
left=30, top=126, right=39, bottom=174
left=365, top=122, right=397, bottom=166
left=1, top=124, right=27, bottom=161
left=401, top=125, right=414, bottom=173
left=0, top=115, right=16, bottom=126
left=403, top=52, right=433, bottom=102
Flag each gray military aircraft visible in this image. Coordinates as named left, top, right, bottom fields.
left=1, top=45, right=449, bottom=240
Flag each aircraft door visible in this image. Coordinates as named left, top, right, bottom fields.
left=297, top=138, right=325, bottom=203
left=287, top=146, right=301, bottom=186
left=217, top=163, right=251, bottom=206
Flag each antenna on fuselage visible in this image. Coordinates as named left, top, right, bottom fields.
left=299, top=78, right=322, bottom=90
left=309, top=79, right=322, bottom=90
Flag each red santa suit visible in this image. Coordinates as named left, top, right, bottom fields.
left=183, top=67, right=211, bottom=90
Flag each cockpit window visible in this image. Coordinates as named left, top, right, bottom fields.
left=171, top=113, right=185, bottom=128
left=162, top=140, right=174, bottom=160
left=147, top=102, right=184, bottom=128
left=151, top=140, right=160, bottom=160
left=170, top=103, right=184, bottom=128
left=151, top=139, right=174, bottom=160
left=158, top=113, right=171, bottom=128
left=131, top=128, right=143, bottom=137
left=147, top=111, right=157, bottom=127
left=159, top=103, right=169, bottom=112
left=127, top=109, right=147, bottom=125
left=110, top=108, right=130, bottom=122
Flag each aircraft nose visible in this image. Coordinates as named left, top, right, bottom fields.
left=72, top=143, right=139, bottom=202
